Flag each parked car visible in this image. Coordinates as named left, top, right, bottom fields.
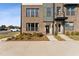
left=10, top=29, right=20, bottom=32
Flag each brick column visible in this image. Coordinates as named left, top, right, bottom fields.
left=50, top=23, right=53, bottom=34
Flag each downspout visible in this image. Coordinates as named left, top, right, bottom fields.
left=62, top=3, right=65, bottom=34
left=20, top=3, right=22, bottom=34
left=53, top=3, right=55, bottom=35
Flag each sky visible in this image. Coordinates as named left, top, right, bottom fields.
left=0, top=3, right=21, bottom=26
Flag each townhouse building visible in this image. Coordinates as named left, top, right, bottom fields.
left=21, top=3, right=79, bottom=35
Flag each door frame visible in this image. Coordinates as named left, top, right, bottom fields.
left=56, top=21, right=64, bottom=34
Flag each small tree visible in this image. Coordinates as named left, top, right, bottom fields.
left=0, top=25, right=7, bottom=30
left=8, top=25, right=15, bottom=29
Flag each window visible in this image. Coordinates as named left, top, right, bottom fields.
left=66, top=7, right=70, bottom=15
left=47, top=7, right=51, bottom=17
left=26, top=8, right=30, bottom=17
left=57, top=7, right=61, bottom=15
left=26, top=8, right=39, bottom=17
left=31, top=23, right=34, bottom=31
left=26, top=23, right=30, bottom=31
left=71, top=7, right=75, bottom=15
left=35, top=23, right=38, bottom=31
left=35, top=8, right=39, bottom=17
left=66, top=6, right=75, bottom=16
left=31, top=9, right=35, bottom=17
left=26, top=23, right=39, bottom=31
left=65, top=22, right=74, bottom=30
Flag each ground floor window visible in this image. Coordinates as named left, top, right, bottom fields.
left=26, top=23, right=39, bottom=31
left=65, top=22, right=74, bottom=30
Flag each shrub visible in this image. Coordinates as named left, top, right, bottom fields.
left=33, top=33, right=44, bottom=37
left=7, top=32, right=48, bottom=41
left=65, top=31, right=70, bottom=36
left=37, top=33, right=44, bottom=37
left=7, top=37, right=12, bottom=41
left=11, top=36, right=16, bottom=40
left=22, top=33, right=32, bottom=36
left=55, top=35, right=65, bottom=41
left=71, top=32, right=75, bottom=35
left=75, top=32, right=79, bottom=35
left=55, top=32, right=58, bottom=36
left=26, top=36, right=31, bottom=40
left=7, top=36, right=16, bottom=41
left=32, top=32, right=37, bottom=36
left=16, top=34, right=21, bottom=39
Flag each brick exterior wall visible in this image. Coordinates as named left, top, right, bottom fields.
left=21, top=3, right=79, bottom=34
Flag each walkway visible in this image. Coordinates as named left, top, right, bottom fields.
left=58, top=34, right=73, bottom=41
left=46, top=35, right=58, bottom=41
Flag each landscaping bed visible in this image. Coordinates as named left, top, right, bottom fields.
left=7, top=33, right=49, bottom=41
left=55, top=35, right=65, bottom=41
left=65, top=31, right=79, bottom=41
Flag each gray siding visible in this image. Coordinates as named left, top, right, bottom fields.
left=43, top=3, right=54, bottom=21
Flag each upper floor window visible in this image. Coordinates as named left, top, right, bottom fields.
left=26, top=8, right=30, bottom=17
left=57, top=7, right=61, bottom=15
left=35, top=8, right=39, bottom=17
left=31, top=8, right=35, bottom=17
left=26, top=8, right=39, bottom=17
left=46, top=7, right=51, bottom=17
left=66, top=6, right=75, bottom=16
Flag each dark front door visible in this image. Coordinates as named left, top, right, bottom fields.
left=45, top=25, right=49, bottom=34
left=58, top=24, right=61, bottom=32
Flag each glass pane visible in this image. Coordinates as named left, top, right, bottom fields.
left=47, top=7, right=51, bottom=17
left=65, top=22, right=74, bottom=30
left=71, top=10, right=75, bottom=15
left=35, top=8, right=39, bottom=17
left=66, top=8, right=70, bottom=15
left=31, top=23, right=34, bottom=31
left=35, top=23, right=38, bottom=31
left=28, top=23, right=30, bottom=31
left=66, top=6, right=75, bottom=16
left=31, top=8, right=35, bottom=17
left=26, top=8, right=30, bottom=17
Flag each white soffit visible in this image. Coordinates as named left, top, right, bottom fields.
left=22, top=3, right=43, bottom=5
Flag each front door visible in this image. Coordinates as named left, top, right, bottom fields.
left=58, top=24, right=63, bottom=33
left=45, top=25, right=49, bottom=34
left=58, top=24, right=61, bottom=32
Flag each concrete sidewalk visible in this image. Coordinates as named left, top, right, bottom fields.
left=0, top=34, right=79, bottom=55
left=0, top=41, right=79, bottom=56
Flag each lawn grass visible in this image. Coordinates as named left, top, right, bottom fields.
left=55, top=35, right=65, bottom=41
left=0, top=32, right=20, bottom=39
left=7, top=33, right=49, bottom=41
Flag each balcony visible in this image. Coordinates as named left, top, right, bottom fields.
left=55, top=11, right=68, bottom=21
left=64, top=4, right=78, bottom=7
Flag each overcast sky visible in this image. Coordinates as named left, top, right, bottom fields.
left=0, top=3, right=21, bottom=26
